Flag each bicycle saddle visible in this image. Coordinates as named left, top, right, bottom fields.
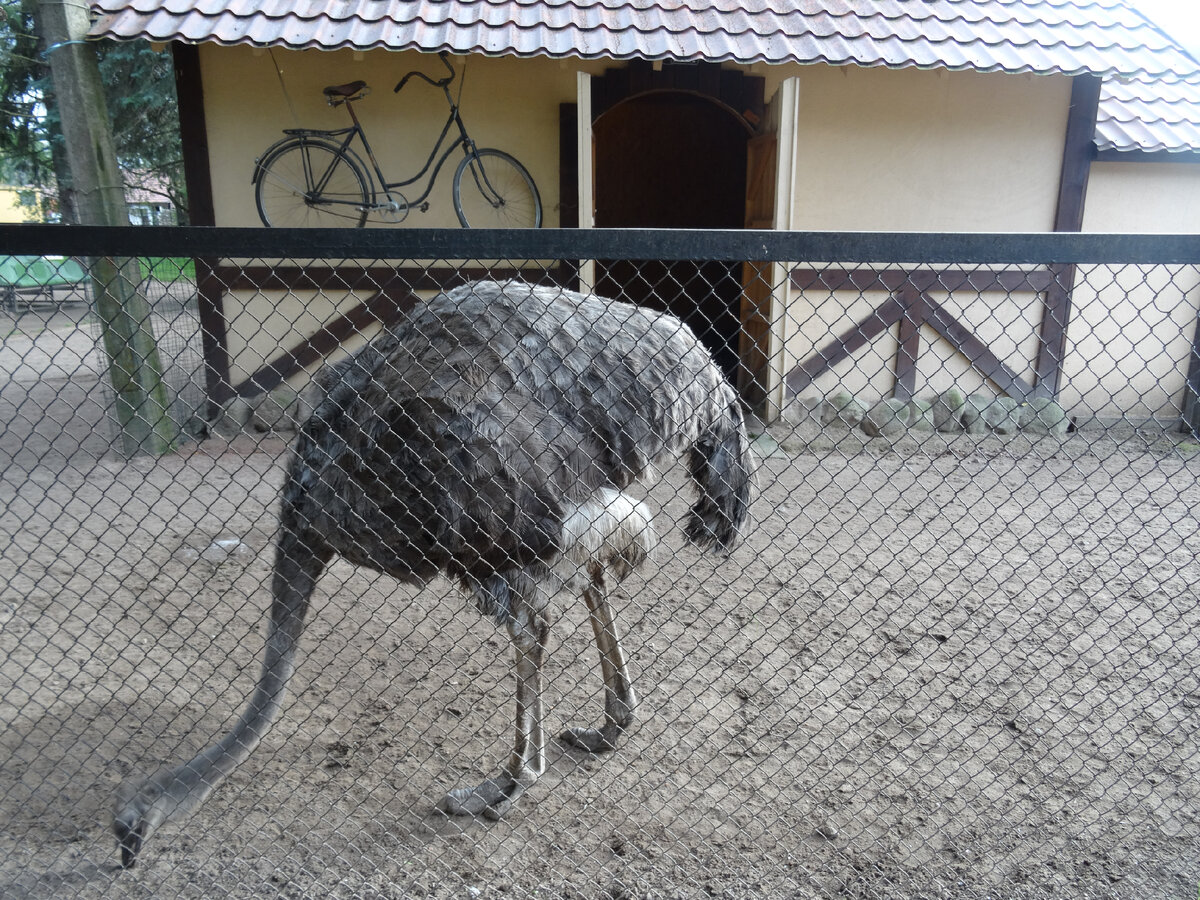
left=323, top=81, right=368, bottom=99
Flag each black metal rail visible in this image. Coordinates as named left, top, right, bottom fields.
left=3, top=225, right=1198, bottom=265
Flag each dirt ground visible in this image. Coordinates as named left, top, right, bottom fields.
left=1, top=303, right=1198, bottom=899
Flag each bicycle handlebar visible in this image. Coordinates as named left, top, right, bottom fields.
left=395, top=50, right=455, bottom=93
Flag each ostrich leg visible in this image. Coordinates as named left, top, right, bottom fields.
left=438, top=577, right=551, bottom=820
left=560, top=559, right=638, bottom=753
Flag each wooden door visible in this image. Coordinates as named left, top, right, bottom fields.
left=739, top=133, right=778, bottom=408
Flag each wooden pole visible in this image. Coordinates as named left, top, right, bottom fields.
left=1035, top=74, right=1102, bottom=400
left=38, top=0, right=177, bottom=456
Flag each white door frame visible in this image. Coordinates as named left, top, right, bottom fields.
left=576, top=71, right=595, bottom=292
left=765, top=76, right=800, bottom=418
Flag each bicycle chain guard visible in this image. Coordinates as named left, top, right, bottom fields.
left=376, top=192, right=409, bottom=224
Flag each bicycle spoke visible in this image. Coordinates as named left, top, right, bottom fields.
left=256, top=140, right=370, bottom=228
left=454, top=150, right=541, bottom=229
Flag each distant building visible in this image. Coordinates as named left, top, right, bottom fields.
left=0, top=186, right=45, bottom=223
left=125, top=173, right=177, bottom=225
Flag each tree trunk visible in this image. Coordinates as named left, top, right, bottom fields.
left=43, top=92, right=78, bottom=225
left=38, top=0, right=177, bottom=456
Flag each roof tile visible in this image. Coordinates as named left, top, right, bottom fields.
left=89, top=0, right=1200, bottom=82
left=1097, top=77, right=1200, bottom=153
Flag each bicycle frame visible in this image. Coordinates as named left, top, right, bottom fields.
left=256, top=53, right=523, bottom=224
left=285, top=83, right=481, bottom=215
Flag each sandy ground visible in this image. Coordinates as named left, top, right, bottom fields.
left=1, top=301, right=1198, bottom=899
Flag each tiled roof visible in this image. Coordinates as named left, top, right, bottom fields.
left=1096, top=77, right=1200, bottom=153
left=90, top=0, right=1200, bottom=82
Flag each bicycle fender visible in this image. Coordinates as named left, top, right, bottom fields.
left=251, top=138, right=375, bottom=206
left=251, top=136, right=300, bottom=184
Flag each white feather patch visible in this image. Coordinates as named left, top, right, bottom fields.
left=559, top=488, right=656, bottom=568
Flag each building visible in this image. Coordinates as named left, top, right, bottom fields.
left=89, top=0, right=1200, bottom=421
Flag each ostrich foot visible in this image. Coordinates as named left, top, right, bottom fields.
left=559, top=723, right=624, bottom=753
left=438, top=773, right=530, bottom=820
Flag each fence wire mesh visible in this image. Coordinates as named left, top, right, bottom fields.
left=1, top=227, right=1198, bottom=900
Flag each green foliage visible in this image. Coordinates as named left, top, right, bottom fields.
left=0, top=0, right=52, bottom=189
left=139, top=256, right=195, bottom=280
left=98, top=41, right=188, bottom=222
left=0, top=3, right=188, bottom=222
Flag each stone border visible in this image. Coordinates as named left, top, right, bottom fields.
left=211, top=384, right=314, bottom=438
left=785, top=389, right=1070, bottom=438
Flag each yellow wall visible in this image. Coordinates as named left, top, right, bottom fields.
left=200, top=46, right=1069, bottom=235
left=1059, top=263, right=1199, bottom=421
left=779, top=151, right=1200, bottom=424
left=788, top=65, right=1069, bottom=232
left=199, top=47, right=1107, bottom=411
left=200, top=44, right=592, bottom=229
left=200, top=45, right=606, bottom=377
left=1083, top=161, right=1200, bottom=234
left=0, top=186, right=43, bottom=223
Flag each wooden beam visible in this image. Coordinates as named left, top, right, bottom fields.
left=792, top=268, right=1054, bottom=294
left=559, top=103, right=579, bottom=230
left=196, top=260, right=233, bottom=406
left=1037, top=73, right=1102, bottom=398
left=232, top=290, right=420, bottom=398
left=1054, top=75, right=1102, bottom=234
left=893, top=290, right=924, bottom=402
left=785, top=295, right=907, bottom=395
left=922, top=296, right=1036, bottom=400
left=211, top=265, right=573, bottom=293
left=1094, top=148, right=1200, bottom=164
left=172, top=42, right=231, bottom=414
left=785, top=268, right=1043, bottom=401
left=214, top=266, right=436, bottom=293
left=1034, top=264, right=1074, bottom=400
left=171, top=43, right=215, bottom=227
left=225, top=266, right=576, bottom=398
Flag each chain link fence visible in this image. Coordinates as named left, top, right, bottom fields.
left=1, top=226, right=1198, bottom=899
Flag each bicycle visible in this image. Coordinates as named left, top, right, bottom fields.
left=252, top=52, right=542, bottom=228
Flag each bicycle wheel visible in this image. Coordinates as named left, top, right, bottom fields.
left=453, top=149, right=542, bottom=228
left=255, top=138, right=371, bottom=227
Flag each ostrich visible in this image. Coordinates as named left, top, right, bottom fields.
left=113, top=279, right=753, bottom=868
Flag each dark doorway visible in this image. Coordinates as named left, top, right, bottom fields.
left=593, top=91, right=749, bottom=379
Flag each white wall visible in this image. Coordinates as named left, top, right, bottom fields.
left=1062, top=160, right=1200, bottom=421
left=776, top=65, right=1075, bottom=413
